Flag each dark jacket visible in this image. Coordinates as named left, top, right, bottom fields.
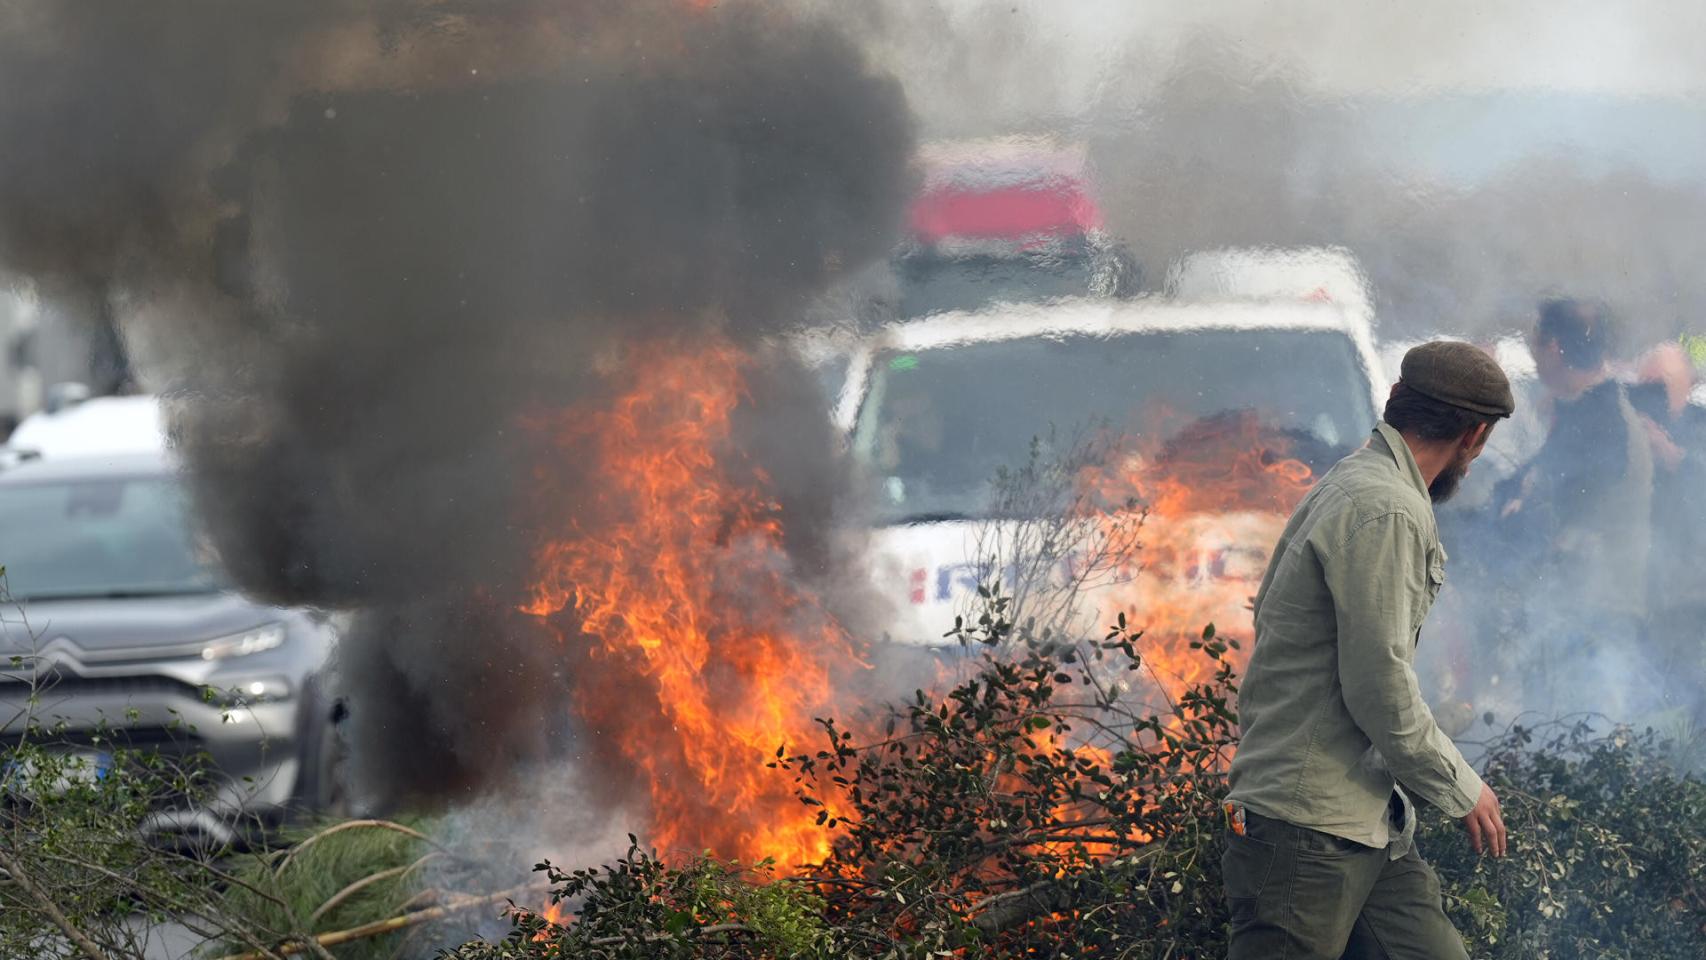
left=1498, top=380, right=1654, bottom=619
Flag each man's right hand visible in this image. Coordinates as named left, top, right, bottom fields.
left=1462, top=784, right=1507, bottom=857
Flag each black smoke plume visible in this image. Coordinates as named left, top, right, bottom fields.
left=0, top=1, right=914, bottom=805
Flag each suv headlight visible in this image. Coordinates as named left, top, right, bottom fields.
left=203, top=675, right=293, bottom=706
left=199, top=623, right=286, bottom=661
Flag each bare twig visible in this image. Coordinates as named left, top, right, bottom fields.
left=275, top=819, right=440, bottom=874
left=34, top=852, right=289, bottom=960
left=213, top=885, right=538, bottom=960
left=0, top=845, right=112, bottom=960
left=140, top=849, right=295, bottom=911
left=307, top=855, right=438, bottom=924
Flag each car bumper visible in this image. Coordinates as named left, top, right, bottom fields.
left=1, top=679, right=305, bottom=818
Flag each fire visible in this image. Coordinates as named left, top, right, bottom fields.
left=1081, top=411, right=1316, bottom=702
left=513, top=341, right=1316, bottom=931
left=523, top=336, right=854, bottom=868
left=534, top=899, right=572, bottom=938
left=1091, top=411, right=1317, bottom=518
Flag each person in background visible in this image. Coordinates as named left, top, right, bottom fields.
left=1630, top=341, right=1705, bottom=471
left=1496, top=298, right=1654, bottom=720
left=1630, top=342, right=1706, bottom=743
left=1224, top=341, right=1512, bottom=959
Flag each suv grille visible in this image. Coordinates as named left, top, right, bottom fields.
left=8, top=673, right=204, bottom=700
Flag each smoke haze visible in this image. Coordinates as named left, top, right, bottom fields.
left=1, top=0, right=1701, bottom=836
left=0, top=1, right=914, bottom=805
left=821, top=1, right=1706, bottom=347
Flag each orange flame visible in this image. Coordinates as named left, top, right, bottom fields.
left=516, top=340, right=1316, bottom=910
left=523, top=337, right=852, bottom=868
left=534, top=899, right=572, bottom=938
left=1082, top=411, right=1316, bottom=701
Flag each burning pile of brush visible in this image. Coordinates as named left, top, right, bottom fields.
left=440, top=607, right=1248, bottom=959
left=495, top=337, right=1327, bottom=876
left=448, top=347, right=1317, bottom=955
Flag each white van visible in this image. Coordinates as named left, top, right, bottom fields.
left=836, top=297, right=1383, bottom=653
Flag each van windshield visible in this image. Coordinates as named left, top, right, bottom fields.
left=852, top=328, right=1375, bottom=523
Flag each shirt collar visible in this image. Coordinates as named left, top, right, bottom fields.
left=1372, top=421, right=1430, bottom=501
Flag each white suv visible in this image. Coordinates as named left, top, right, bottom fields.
left=836, top=296, right=1383, bottom=652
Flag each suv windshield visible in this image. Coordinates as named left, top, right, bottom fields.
left=852, top=328, right=1374, bottom=523
left=0, top=473, right=224, bottom=601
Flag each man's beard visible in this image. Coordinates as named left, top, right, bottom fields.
left=1429, top=452, right=1472, bottom=503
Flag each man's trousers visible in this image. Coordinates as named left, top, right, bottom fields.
left=1221, top=810, right=1469, bottom=959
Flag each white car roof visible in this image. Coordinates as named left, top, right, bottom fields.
left=835, top=297, right=1386, bottom=430
left=5, top=395, right=167, bottom=460
left=1164, top=246, right=1374, bottom=331
left=867, top=296, right=1373, bottom=353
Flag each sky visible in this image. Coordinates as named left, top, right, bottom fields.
left=893, top=1, right=1706, bottom=185
left=1009, top=1, right=1706, bottom=99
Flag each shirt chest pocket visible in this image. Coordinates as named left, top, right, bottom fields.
left=1414, top=548, right=1448, bottom=634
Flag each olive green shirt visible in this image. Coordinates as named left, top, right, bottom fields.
left=1227, top=422, right=1484, bottom=856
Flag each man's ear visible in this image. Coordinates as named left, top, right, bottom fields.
left=1464, top=422, right=1492, bottom=451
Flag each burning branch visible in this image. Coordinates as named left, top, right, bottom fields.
left=965, top=844, right=1165, bottom=936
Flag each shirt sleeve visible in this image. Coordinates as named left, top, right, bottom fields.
left=1322, top=512, right=1485, bottom=818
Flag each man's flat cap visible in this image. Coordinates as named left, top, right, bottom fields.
left=1399, top=340, right=1515, bottom=418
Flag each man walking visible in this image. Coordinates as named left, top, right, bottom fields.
left=1223, top=341, right=1513, bottom=958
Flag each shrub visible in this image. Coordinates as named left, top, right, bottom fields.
left=445, top=598, right=1706, bottom=959
left=1424, top=720, right=1706, bottom=958
left=215, top=817, right=441, bottom=960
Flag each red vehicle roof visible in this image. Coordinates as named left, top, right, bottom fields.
left=908, top=180, right=1103, bottom=246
